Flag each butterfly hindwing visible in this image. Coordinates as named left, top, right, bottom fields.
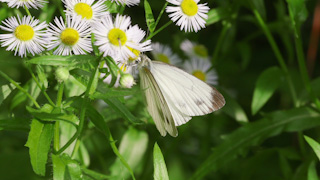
left=139, top=65, right=178, bottom=137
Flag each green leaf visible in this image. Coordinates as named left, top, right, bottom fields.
left=92, top=89, right=139, bottom=99
left=81, top=168, right=111, bottom=180
left=153, top=143, right=169, bottom=180
left=27, top=55, right=96, bottom=68
left=144, top=0, right=156, bottom=32
left=103, top=97, right=140, bottom=124
left=304, top=135, right=320, bottom=161
left=220, top=90, right=248, bottom=123
left=206, top=7, right=233, bottom=25
left=252, top=0, right=266, bottom=20
left=307, top=161, right=319, bottom=180
left=36, top=65, right=48, bottom=88
left=0, top=118, right=30, bottom=131
left=26, top=105, right=78, bottom=127
left=25, top=119, right=54, bottom=176
left=0, top=83, right=15, bottom=105
left=286, top=0, right=308, bottom=36
left=76, top=100, right=136, bottom=180
left=52, top=154, right=82, bottom=180
left=251, top=67, right=283, bottom=115
left=110, top=127, right=148, bottom=179
left=191, top=107, right=320, bottom=180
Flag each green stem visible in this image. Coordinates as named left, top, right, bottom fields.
left=294, top=29, right=320, bottom=109
left=0, top=71, right=40, bottom=108
left=26, top=66, right=55, bottom=107
left=251, top=6, right=298, bottom=107
left=56, top=82, right=64, bottom=108
left=55, top=56, right=102, bottom=155
left=146, top=21, right=172, bottom=40
left=54, top=121, right=60, bottom=152
left=211, top=24, right=230, bottom=67
left=56, top=0, right=66, bottom=19
left=24, top=6, right=31, bottom=16
left=154, top=2, right=169, bottom=30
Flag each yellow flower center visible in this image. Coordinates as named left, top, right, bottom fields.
left=127, top=46, right=140, bottom=61
left=108, top=28, right=127, bottom=46
left=192, top=70, right=206, bottom=81
left=120, top=64, right=127, bottom=72
left=74, top=3, right=93, bottom=19
left=14, top=25, right=34, bottom=41
left=193, top=45, right=208, bottom=57
left=60, top=28, right=79, bottom=46
left=157, top=54, right=170, bottom=64
left=180, top=0, right=198, bottom=16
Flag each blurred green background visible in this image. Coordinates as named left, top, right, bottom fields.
left=1, top=0, right=320, bottom=179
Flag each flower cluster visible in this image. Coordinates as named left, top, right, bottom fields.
left=0, top=0, right=211, bottom=87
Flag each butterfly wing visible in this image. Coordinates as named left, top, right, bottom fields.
left=150, top=61, right=225, bottom=126
left=139, top=65, right=178, bottom=137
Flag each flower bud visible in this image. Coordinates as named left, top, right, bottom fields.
left=55, top=67, right=70, bottom=83
left=120, top=73, right=135, bottom=88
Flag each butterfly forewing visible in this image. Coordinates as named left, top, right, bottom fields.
left=139, top=65, right=178, bottom=137
left=150, top=61, right=225, bottom=126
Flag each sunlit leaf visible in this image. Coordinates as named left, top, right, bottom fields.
left=206, top=7, right=232, bottom=25
left=154, top=142, right=169, bottom=180
left=52, top=154, right=82, bottom=180
left=252, top=67, right=283, bottom=115
left=144, top=0, right=156, bottom=32
left=27, top=55, right=97, bottom=68
left=220, top=90, right=248, bottom=123
left=110, top=127, right=148, bottom=179
left=304, top=136, right=320, bottom=161
left=25, top=119, right=54, bottom=176
left=0, top=83, right=15, bottom=105
left=307, top=161, right=319, bottom=180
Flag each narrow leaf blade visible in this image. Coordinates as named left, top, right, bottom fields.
left=154, top=143, right=169, bottom=180
left=144, top=0, right=156, bottom=32
left=304, top=136, right=320, bottom=161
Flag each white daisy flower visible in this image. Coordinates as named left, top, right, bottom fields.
left=63, top=0, right=109, bottom=23
left=93, top=14, right=152, bottom=63
left=151, top=42, right=182, bottom=66
left=0, top=15, right=48, bottom=57
left=3, top=0, right=47, bottom=9
left=180, top=39, right=209, bottom=59
left=47, top=15, right=92, bottom=56
left=166, top=0, right=209, bottom=32
left=183, top=58, right=218, bottom=85
left=110, top=0, right=140, bottom=7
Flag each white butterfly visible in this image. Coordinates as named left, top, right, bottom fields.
left=138, top=55, right=225, bottom=137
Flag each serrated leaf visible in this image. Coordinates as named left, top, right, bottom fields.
left=27, top=55, right=96, bottom=69
left=191, top=107, right=320, bottom=180
left=110, top=128, right=148, bottom=179
left=154, top=143, right=169, bottom=180
left=26, top=105, right=78, bottom=126
left=144, top=0, right=155, bottom=32
left=304, top=136, right=320, bottom=161
left=25, top=119, right=54, bottom=176
left=252, top=67, right=283, bottom=115
left=52, top=154, right=82, bottom=180
left=0, top=83, right=15, bottom=105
